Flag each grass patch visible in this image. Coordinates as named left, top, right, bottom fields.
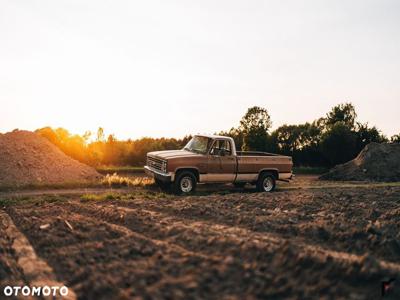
left=80, top=192, right=120, bottom=202
left=80, top=190, right=170, bottom=202
left=0, top=174, right=152, bottom=192
left=100, top=173, right=153, bottom=188
left=0, top=194, right=69, bottom=207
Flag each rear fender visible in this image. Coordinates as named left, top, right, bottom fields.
left=258, top=169, right=279, bottom=180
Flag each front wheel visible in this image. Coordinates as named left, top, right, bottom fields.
left=174, top=171, right=197, bottom=195
left=256, top=173, right=276, bottom=192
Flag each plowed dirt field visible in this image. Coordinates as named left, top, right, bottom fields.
left=1, top=176, right=400, bottom=299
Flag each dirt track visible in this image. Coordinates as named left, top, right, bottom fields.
left=1, top=176, right=400, bottom=299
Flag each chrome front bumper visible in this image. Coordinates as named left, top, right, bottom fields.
left=144, top=166, right=175, bottom=182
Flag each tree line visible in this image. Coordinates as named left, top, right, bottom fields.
left=36, top=103, right=399, bottom=167
left=36, top=127, right=191, bottom=167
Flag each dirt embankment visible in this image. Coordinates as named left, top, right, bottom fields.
left=0, top=130, right=101, bottom=186
left=320, top=142, right=400, bottom=182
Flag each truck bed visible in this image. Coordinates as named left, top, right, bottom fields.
left=236, top=153, right=293, bottom=181
left=236, top=151, right=281, bottom=157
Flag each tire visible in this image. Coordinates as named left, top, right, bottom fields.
left=173, top=171, right=197, bottom=195
left=256, top=172, right=276, bottom=192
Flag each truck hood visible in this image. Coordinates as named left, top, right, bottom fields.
left=148, top=150, right=202, bottom=160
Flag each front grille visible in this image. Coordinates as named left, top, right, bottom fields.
left=147, top=156, right=165, bottom=172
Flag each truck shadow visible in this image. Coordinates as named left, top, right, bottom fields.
left=149, top=183, right=281, bottom=196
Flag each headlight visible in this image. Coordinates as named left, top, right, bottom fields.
left=162, top=161, right=167, bottom=173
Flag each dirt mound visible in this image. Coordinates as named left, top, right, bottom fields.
left=0, top=130, right=101, bottom=186
left=320, top=142, right=400, bottom=182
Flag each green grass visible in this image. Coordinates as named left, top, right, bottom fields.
left=80, top=192, right=120, bottom=202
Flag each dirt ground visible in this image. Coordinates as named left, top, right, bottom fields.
left=1, top=175, right=400, bottom=299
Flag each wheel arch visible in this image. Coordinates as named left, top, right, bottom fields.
left=174, top=167, right=200, bottom=182
left=258, top=168, right=279, bottom=180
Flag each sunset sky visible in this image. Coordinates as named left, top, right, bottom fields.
left=1, top=0, right=399, bottom=139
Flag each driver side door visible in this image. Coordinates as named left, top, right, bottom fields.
left=206, top=139, right=236, bottom=182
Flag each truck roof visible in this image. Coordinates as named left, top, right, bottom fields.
left=195, top=134, right=231, bottom=139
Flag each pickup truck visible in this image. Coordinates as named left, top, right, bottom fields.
left=144, top=134, right=293, bottom=194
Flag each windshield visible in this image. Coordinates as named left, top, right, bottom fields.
left=183, top=136, right=212, bottom=154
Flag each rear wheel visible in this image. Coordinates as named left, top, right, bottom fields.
left=256, top=172, right=276, bottom=192
left=174, top=171, right=197, bottom=195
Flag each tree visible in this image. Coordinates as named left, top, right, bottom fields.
left=391, top=134, right=400, bottom=143
left=355, top=122, right=387, bottom=151
left=243, top=127, right=269, bottom=151
left=35, top=127, right=60, bottom=147
left=325, top=103, right=357, bottom=129
left=36, top=127, right=88, bottom=163
left=96, top=127, right=105, bottom=142
left=239, top=106, right=272, bottom=151
left=321, top=122, right=357, bottom=165
left=218, top=127, right=244, bottom=150
left=274, top=124, right=302, bottom=153
left=273, top=122, right=323, bottom=154
left=82, top=131, right=92, bottom=143
left=271, top=122, right=326, bottom=166
left=240, top=106, right=272, bottom=133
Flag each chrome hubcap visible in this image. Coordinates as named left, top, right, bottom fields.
left=180, top=177, right=193, bottom=193
left=263, top=177, right=273, bottom=192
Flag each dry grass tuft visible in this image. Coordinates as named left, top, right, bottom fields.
left=100, top=173, right=153, bottom=188
left=80, top=193, right=119, bottom=202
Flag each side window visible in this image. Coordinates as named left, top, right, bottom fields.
left=210, top=140, right=232, bottom=156
left=223, top=140, right=232, bottom=155
left=210, top=140, right=220, bottom=156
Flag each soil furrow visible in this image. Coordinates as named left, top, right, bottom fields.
left=0, top=210, right=77, bottom=300
left=66, top=201, right=400, bottom=299
left=3, top=181, right=400, bottom=299
left=102, top=186, right=400, bottom=263
left=76, top=201, right=400, bottom=272
left=7, top=204, right=278, bottom=299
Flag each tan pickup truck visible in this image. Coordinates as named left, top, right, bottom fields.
left=145, top=134, right=293, bottom=194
